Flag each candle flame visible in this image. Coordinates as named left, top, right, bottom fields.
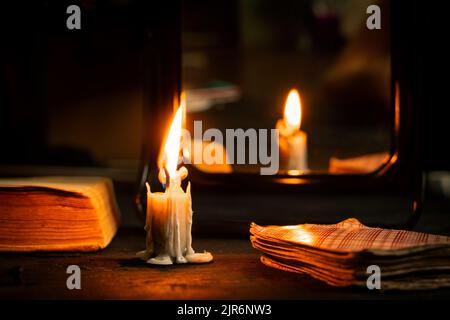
left=284, top=89, right=302, bottom=130
left=163, top=104, right=184, bottom=177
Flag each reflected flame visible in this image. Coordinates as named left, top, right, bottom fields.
left=284, top=89, right=302, bottom=130
left=163, top=105, right=184, bottom=177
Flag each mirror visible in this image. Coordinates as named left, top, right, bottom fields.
left=182, top=0, right=391, bottom=176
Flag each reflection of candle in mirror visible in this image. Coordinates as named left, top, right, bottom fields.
left=276, top=89, right=308, bottom=173
left=136, top=104, right=213, bottom=265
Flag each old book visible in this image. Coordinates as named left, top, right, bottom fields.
left=0, top=176, right=121, bottom=252
left=250, top=218, right=450, bottom=290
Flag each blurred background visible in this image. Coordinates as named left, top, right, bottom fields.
left=1, top=0, right=393, bottom=176
left=0, top=0, right=448, bottom=227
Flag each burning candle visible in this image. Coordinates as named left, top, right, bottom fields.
left=276, top=89, right=308, bottom=173
left=137, top=105, right=213, bottom=265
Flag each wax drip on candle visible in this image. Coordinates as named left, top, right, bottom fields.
left=158, top=165, right=188, bottom=188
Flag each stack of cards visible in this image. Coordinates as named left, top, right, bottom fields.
left=250, top=218, right=450, bottom=290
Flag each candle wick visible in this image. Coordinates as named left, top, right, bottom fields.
left=164, top=167, right=170, bottom=189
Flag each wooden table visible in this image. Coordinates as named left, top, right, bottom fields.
left=1, top=227, right=450, bottom=300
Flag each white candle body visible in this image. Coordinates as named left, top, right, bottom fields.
left=147, top=184, right=192, bottom=261
left=137, top=172, right=213, bottom=265
left=138, top=181, right=193, bottom=265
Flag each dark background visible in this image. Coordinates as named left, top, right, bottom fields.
left=0, top=1, right=449, bottom=229
left=0, top=0, right=447, bottom=170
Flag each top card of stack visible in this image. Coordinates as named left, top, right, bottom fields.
left=250, top=218, right=450, bottom=290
